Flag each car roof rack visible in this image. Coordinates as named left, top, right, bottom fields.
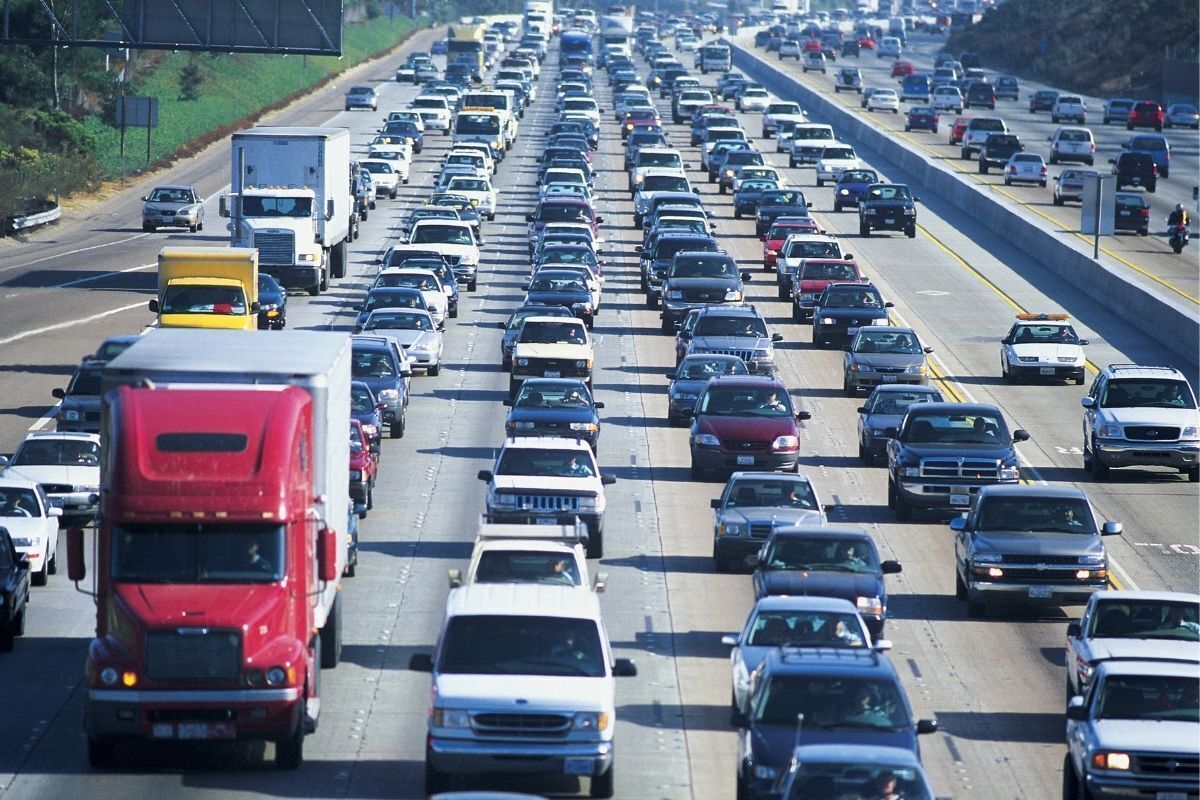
left=1107, top=363, right=1178, bottom=373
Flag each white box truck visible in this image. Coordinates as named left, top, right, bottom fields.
left=101, top=328, right=353, bottom=656
left=221, top=127, right=351, bottom=296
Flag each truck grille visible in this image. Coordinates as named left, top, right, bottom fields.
left=681, top=288, right=726, bottom=303
left=473, top=712, right=572, bottom=737
left=700, top=348, right=754, bottom=361
left=999, top=554, right=1082, bottom=565
left=39, top=483, right=73, bottom=494
left=253, top=232, right=295, bottom=265
left=1134, top=753, right=1200, bottom=776
left=1124, top=426, right=1180, bottom=441
left=146, top=629, right=240, bottom=683
left=523, top=358, right=583, bottom=372
left=991, top=567, right=1089, bottom=582
left=498, top=494, right=584, bottom=512
left=721, top=439, right=771, bottom=452
left=874, top=367, right=906, bottom=374
left=920, top=459, right=999, bottom=480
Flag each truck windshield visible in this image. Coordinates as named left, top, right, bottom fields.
left=1086, top=599, right=1200, bottom=641
left=438, top=614, right=605, bottom=677
left=111, top=524, right=285, bottom=583
left=475, top=551, right=581, bottom=586
left=456, top=115, right=500, bottom=135
left=161, top=286, right=248, bottom=315
left=241, top=196, right=312, bottom=218
left=1095, top=676, right=1198, bottom=722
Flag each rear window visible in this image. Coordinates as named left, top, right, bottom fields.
left=972, top=118, right=1005, bottom=131
left=1130, top=135, right=1167, bottom=150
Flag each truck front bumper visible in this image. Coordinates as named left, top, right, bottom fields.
left=261, top=265, right=321, bottom=291
left=897, top=479, right=1014, bottom=511
left=1095, top=439, right=1199, bottom=470
left=427, top=736, right=613, bottom=778
left=86, top=687, right=303, bottom=742
left=968, top=578, right=1105, bottom=606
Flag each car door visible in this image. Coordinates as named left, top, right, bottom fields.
left=1083, top=376, right=1104, bottom=446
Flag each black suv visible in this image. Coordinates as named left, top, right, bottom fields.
left=964, top=80, right=996, bottom=110
left=978, top=134, right=1024, bottom=174
left=640, top=232, right=719, bottom=307
left=52, top=359, right=105, bottom=434
left=858, top=183, right=919, bottom=238
left=660, top=252, right=751, bottom=333
left=1111, top=151, right=1158, bottom=193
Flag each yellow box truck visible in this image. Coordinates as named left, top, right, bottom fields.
left=148, top=247, right=259, bottom=330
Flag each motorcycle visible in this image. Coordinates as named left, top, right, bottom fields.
left=1168, top=221, right=1190, bottom=254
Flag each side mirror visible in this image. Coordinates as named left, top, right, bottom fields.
left=148, top=299, right=160, bottom=313
left=48, top=506, right=63, bottom=518
left=741, top=271, right=753, bottom=281
left=1079, top=339, right=1090, bottom=346
left=1067, top=621, right=1082, bottom=638
left=913, top=196, right=921, bottom=202
left=250, top=302, right=261, bottom=314
left=1108, top=158, right=1116, bottom=164
left=721, top=634, right=739, bottom=647
left=873, top=638, right=893, bottom=652
left=923, top=346, right=934, bottom=354
left=409, top=653, right=434, bottom=672
left=502, top=399, right=513, bottom=407
left=595, top=216, right=605, bottom=223
left=1102, top=521, right=1123, bottom=535
left=447, top=569, right=463, bottom=588
left=949, top=516, right=967, bottom=531
left=1066, top=698, right=1088, bottom=720
left=141, top=195, right=149, bottom=201
left=51, top=388, right=65, bottom=399
left=881, top=560, right=902, bottom=575
left=497, top=321, right=506, bottom=329
left=693, top=187, right=700, bottom=194
left=665, top=371, right=676, bottom=380
left=1080, top=397, right=1095, bottom=409
left=601, top=474, right=617, bottom=485
left=526, top=213, right=535, bottom=222
left=796, top=410, right=811, bottom=421
left=884, top=301, right=895, bottom=308
left=613, top=658, right=638, bottom=677
left=477, top=469, right=493, bottom=482
left=772, top=333, right=783, bottom=342
left=317, top=526, right=339, bottom=582
left=219, top=195, right=230, bottom=217
left=916, top=719, right=939, bottom=735
left=594, top=401, right=605, bottom=409
left=1013, top=429, right=1030, bottom=442
left=67, top=527, right=86, bottom=582
left=710, top=498, right=722, bottom=509
left=856, top=406, right=868, bottom=414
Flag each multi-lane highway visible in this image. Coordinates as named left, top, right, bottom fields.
left=0, top=18, right=1196, bottom=800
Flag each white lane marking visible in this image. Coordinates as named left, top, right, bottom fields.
left=56, top=262, right=155, bottom=288
left=0, top=301, right=147, bottom=347
left=0, top=234, right=152, bottom=273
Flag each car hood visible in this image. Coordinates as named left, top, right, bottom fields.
left=721, top=506, right=825, bottom=528
left=525, top=288, right=591, bottom=305
left=697, top=416, right=795, bottom=440
left=750, top=724, right=914, bottom=767
left=435, top=673, right=612, bottom=711
left=0, top=517, right=51, bottom=538
left=4, top=464, right=99, bottom=488
left=514, top=342, right=591, bottom=359
left=1089, top=720, right=1199, bottom=752
left=816, top=307, right=889, bottom=322
left=368, top=329, right=437, bottom=349
left=899, top=443, right=1014, bottom=460
left=491, top=476, right=598, bottom=492
left=1102, top=407, right=1199, bottom=427
left=853, top=353, right=924, bottom=370
left=1011, top=343, right=1083, bottom=360
left=973, top=531, right=1105, bottom=559
left=755, top=569, right=881, bottom=601
left=1085, top=638, right=1200, bottom=666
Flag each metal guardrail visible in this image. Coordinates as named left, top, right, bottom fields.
left=4, top=200, right=62, bottom=235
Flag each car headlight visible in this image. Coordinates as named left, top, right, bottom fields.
left=298, top=253, right=317, bottom=262
left=1183, top=426, right=1199, bottom=439
left=672, top=392, right=698, bottom=402
left=752, top=349, right=772, bottom=361
left=906, top=363, right=927, bottom=375
left=572, top=711, right=610, bottom=732
left=753, top=765, right=780, bottom=781
left=856, top=595, right=884, bottom=616
left=772, top=435, right=799, bottom=451
left=725, top=290, right=742, bottom=301
left=577, top=495, right=599, bottom=510
left=516, top=358, right=529, bottom=367
left=1091, top=752, right=1131, bottom=771
left=61, top=409, right=81, bottom=421
left=694, top=433, right=720, bottom=447
left=820, top=317, right=836, bottom=325
left=799, top=293, right=814, bottom=301
left=902, top=466, right=920, bottom=477
left=839, top=188, right=851, bottom=196
left=719, top=521, right=744, bottom=537
left=999, top=465, right=1020, bottom=480
left=361, top=423, right=378, bottom=437
left=904, top=207, right=916, bottom=215
left=491, top=493, right=518, bottom=508
left=766, top=248, right=779, bottom=255
left=376, top=389, right=399, bottom=402
left=432, top=708, right=471, bottom=728
left=851, top=363, right=873, bottom=373
left=513, top=421, right=536, bottom=430
left=1078, top=555, right=1105, bottom=566
left=724, top=169, right=734, bottom=177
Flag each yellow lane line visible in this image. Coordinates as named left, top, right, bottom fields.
left=777, top=57, right=1199, bottom=305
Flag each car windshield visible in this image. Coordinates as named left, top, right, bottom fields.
left=725, top=477, right=817, bottom=510
left=539, top=204, right=591, bottom=223
left=495, top=447, right=596, bottom=478
left=352, top=350, right=397, bottom=378
left=762, top=190, right=806, bottom=206
left=1087, top=599, right=1200, bottom=641
left=783, top=761, right=932, bottom=800
left=447, top=178, right=487, bottom=192
left=515, top=382, right=592, bottom=408
left=840, top=170, right=877, bottom=184
left=854, top=330, right=922, bottom=354
left=754, top=677, right=910, bottom=729
left=529, top=275, right=588, bottom=292
left=160, top=285, right=248, bottom=316
left=867, top=390, right=941, bottom=415
left=823, top=147, right=855, bottom=160
left=638, top=153, right=682, bottom=168
left=698, top=385, right=793, bottom=418
left=540, top=247, right=595, bottom=266
left=474, top=551, right=581, bottom=586
left=111, top=523, right=285, bottom=583
left=241, top=196, right=312, bottom=217
left=670, top=257, right=736, bottom=278
left=519, top=320, right=587, bottom=344
left=745, top=609, right=867, bottom=648
left=800, top=262, right=856, bottom=280
left=694, top=315, right=767, bottom=337
left=763, top=536, right=878, bottom=573
left=1011, top=323, right=1080, bottom=344
left=383, top=274, right=439, bottom=291
left=642, top=175, right=690, bottom=192
left=364, top=292, right=422, bottom=312
left=456, top=114, right=500, bottom=134
left=67, top=366, right=104, bottom=396
left=786, top=240, right=841, bottom=259
left=361, top=161, right=393, bottom=175
left=411, top=224, right=473, bottom=245
left=1095, top=676, right=1198, bottom=722
left=438, top=615, right=604, bottom=677
left=13, top=438, right=99, bottom=467
left=148, top=187, right=193, bottom=204
left=823, top=287, right=884, bottom=308
left=1102, top=379, right=1196, bottom=409
left=677, top=357, right=747, bottom=379
left=364, top=311, right=433, bottom=331
left=904, top=412, right=1010, bottom=445
left=975, top=496, right=1097, bottom=535
left=0, top=487, right=41, bottom=517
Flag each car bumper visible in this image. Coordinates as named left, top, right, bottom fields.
left=406, top=350, right=440, bottom=369
left=897, top=479, right=1016, bottom=510
left=48, top=491, right=99, bottom=523
left=967, top=578, right=1105, bottom=605
left=861, top=213, right=914, bottom=230
left=691, top=447, right=798, bottom=474
left=1081, top=771, right=1200, bottom=799
left=1095, top=440, right=1200, bottom=469
left=428, top=737, right=613, bottom=778
left=814, top=321, right=879, bottom=343
left=143, top=212, right=200, bottom=227
left=86, top=687, right=303, bottom=742
left=847, top=373, right=927, bottom=391
left=1009, top=363, right=1085, bottom=380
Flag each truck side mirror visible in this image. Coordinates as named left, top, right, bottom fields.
left=916, top=719, right=938, bottom=734
left=67, top=527, right=86, bottom=582
left=613, top=658, right=637, bottom=677
left=601, top=474, right=617, bottom=485
left=51, top=388, right=65, bottom=399
left=219, top=195, right=229, bottom=217
left=1102, top=521, right=1123, bottom=535
left=796, top=410, right=811, bottom=421
left=250, top=302, right=261, bottom=314
left=447, top=569, right=463, bottom=589
left=1080, top=397, right=1095, bottom=409
left=1013, top=429, right=1030, bottom=442
left=881, top=560, right=902, bottom=574
left=949, top=516, right=967, bottom=531
left=1066, top=621, right=1082, bottom=638
left=148, top=299, right=160, bottom=313
left=317, top=526, right=339, bottom=582
left=477, top=470, right=493, bottom=482
left=1066, top=698, right=1088, bottom=720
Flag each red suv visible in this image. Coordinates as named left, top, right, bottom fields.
left=1127, top=101, right=1164, bottom=131
left=687, top=375, right=811, bottom=479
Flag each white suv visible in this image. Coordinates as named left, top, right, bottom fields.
left=413, top=584, right=637, bottom=798
left=447, top=519, right=606, bottom=592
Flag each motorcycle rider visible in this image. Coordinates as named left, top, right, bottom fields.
left=1168, top=203, right=1189, bottom=229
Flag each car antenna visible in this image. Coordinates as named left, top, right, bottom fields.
left=792, top=712, right=805, bottom=754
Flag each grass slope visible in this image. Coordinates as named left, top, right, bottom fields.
left=947, top=0, right=1198, bottom=99
left=84, top=16, right=418, bottom=178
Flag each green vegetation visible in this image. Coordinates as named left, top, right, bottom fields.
left=83, top=15, right=418, bottom=178
left=0, top=108, right=100, bottom=225
left=947, top=0, right=1198, bottom=99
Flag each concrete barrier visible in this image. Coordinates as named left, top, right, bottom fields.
left=726, top=39, right=1200, bottom=366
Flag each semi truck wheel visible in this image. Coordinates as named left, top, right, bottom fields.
left=320, top=595, right=342, bottom=669
left=331, top=242, right=347, bottom=280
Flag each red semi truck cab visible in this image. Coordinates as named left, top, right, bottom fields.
left=72, top=385, right=339, bottom=769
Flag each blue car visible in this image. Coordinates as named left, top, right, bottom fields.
left=732, top=647, right=938, bottom=800
left=832, top=168, right=880, bottom=212
left=431, top=39, right=448, bottom=55
left=733, top=179, right=779, bottom=219
left=503, top=378, right=603, bottom=450
left=1125, top=133, right=1171, bottom=178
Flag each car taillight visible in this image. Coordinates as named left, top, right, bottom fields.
left=1139, top=208, right=1150, bottom=218
left=1040, top=166, right=1048, bottom=174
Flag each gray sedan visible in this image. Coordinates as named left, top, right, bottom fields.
left=856, top=384, right=945, bottom=464
left=842, top=325, right=933, bottom=395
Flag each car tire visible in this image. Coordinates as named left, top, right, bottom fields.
left=816, top=177, right=823, bottom=187
left=1053, top=195, right=1063, bottom=206
left=955, top=568, right=968, bottom=600
left=713, top=543, right=729, bottom=572
left=390, top=413, right=405, bottom=439
left=1090, top=442, right=1109, bottom=480
left=895, top=489, right=912, bottom=521
left=1147, top=181, right=1156, bottom=193
left=886, top=477, right=898, bottom=509
left=833, top=202, right=842, bottom=213
left=979, top=162, right=988, bottom=174
left=906, top=226, right=916, bottom=238
left=142, top=223, right=154, bottom=232
left=468, top=280, right=477, bottom=292
left=31, top=563, right=47, bottom=587
left=842, top=374, right=855, bottom=396
left=428, top=362, right=440, bottom=377
left=1188, top=466, right=1199, bottom=483
left=424, top=758, right=450, bottom=795
left=859, top=223, right=870, bottom=236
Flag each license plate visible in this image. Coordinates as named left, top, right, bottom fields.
left=1028, top=586, right=1053, bottom=599
left=736, top=455, right=755, bottom=465
left=949, top=493, right=970, bottom=506
left=535, top=517, right=559, bottom=525
left=177, top=723, right=235, bottom=740
left=564, top=757, right=595, bottom=776
left=882, top=375, right=897, bottom=383
left=543, top=370, right=560, bottom=378
left=1039, top=367, right=1055, bottom=375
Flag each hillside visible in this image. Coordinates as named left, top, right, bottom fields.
left=947, top=0, right=1198, bottom=99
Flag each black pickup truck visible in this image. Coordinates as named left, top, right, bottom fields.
left=0, top=527, right=30, bottom=652
left=978, top=133, right=1024, bottom=174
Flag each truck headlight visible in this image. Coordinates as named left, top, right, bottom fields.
left=1091, top=752, right=1131, bottom=771
left=1182, top=426, right=1198, bottom=439
left=491, top=494, right=518, bottom=509
left=666, top=290, right=683, bottom=300
left=100, top=667, right=120, bottom=686
left=719, top=522, right=744, bottom=537
left=516, top=358, right=529, bottom=367
left=569, top=422, right=598, bottom=431
left=61, top=410, right=81, bottom=421
left=694, top=433, right=720, bottom=447
left=820, top=317, right=836, bottom=325
left=800, top=293, right=814, bottom=300
left=572, top=711, right=610, bottom=732
left=725, top=290, right=742, bottom=301
left=575, top=359, right=592, bottom=369
left=902, top=467, right=919, bottom=477
left=432, top=708, right=471, bottom=728
left=298, top=253, right=317, bottom=262
left=999, top=465, right=1020, bottom=480
left=577, top=495, right=598, bottom=511
left=856, top=595, right=884, bottom=616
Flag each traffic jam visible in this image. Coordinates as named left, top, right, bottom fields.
left=0, top=3, right=1196, bottom=800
